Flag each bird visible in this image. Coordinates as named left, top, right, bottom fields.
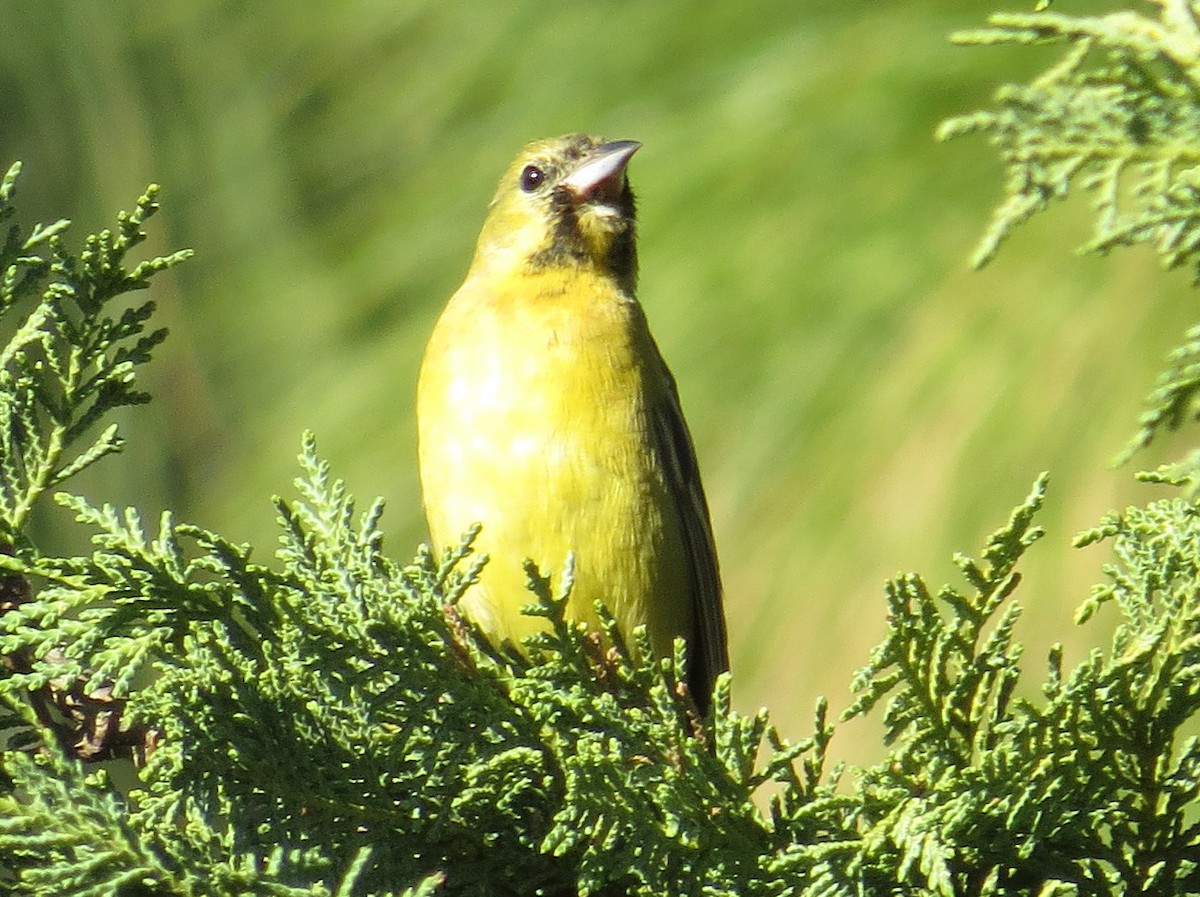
left=416, top=133, right=728, bottom=711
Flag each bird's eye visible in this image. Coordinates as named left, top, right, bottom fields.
left=519, top=164, right=545, bottom=192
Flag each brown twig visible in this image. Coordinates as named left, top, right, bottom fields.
left=1, top=541, right=160, bottom=766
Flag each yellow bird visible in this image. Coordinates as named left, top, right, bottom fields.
left=417, top=134, right=728, bottom=710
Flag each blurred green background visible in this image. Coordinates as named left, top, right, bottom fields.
left=2, top=1, right=1194, bottom=765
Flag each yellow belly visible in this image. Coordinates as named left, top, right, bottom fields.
left=416, top=268, right=690, bottom=656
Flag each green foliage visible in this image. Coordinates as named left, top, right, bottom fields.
left=846, top=476, right=1200, bottom=894
left=0, top=161, right=189, bottom=543
left=937, top=0, right=1200, bottom=472
left=2, top=425, right=845, bottom=896
left=938, top=1, right=1200, bottom=274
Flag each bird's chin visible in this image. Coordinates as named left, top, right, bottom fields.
left=583, top=200, right=625, bottom=221
left=577, top=201, right=629, bottom=235
left=574, top=205, right=630, bottom=261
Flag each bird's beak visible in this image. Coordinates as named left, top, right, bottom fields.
left=561, top=139, right=641, bottom=205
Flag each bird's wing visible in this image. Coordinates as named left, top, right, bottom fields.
left=648, top=349, right=730, bottom=712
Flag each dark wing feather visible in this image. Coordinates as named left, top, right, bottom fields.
left=648, top=349, right=729, bottom=714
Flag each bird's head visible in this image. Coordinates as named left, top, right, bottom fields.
left=470, top=133, right=641, bottom=291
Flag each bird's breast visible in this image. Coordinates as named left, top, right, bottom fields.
left=420, top=271, right=652, bottom=514
left=416, top=268, right=684, bottom=646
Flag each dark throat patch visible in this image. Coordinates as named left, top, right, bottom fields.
left=528, top=187, right=639, bottom=292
